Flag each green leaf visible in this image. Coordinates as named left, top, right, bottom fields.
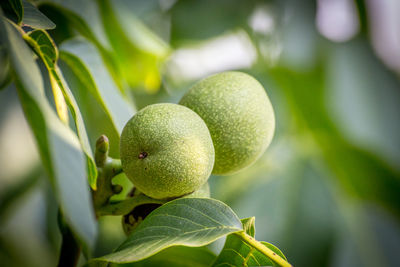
left=25, top=29, right=68, bottom=124
left=60, top=38, right=135, bottom=134
left=37, top=2, right=102, bottom=47
left=94, top=198, right=242, bottom=264
left=212, top=218, right=287, bottom=267
left=268, top=65, right=400, bottom=218
left=0, top=165, right=42, bottom=224
left=0, top=55, right=11, bottom=90
left=21, top=0, right=55, bottom=29
left=24, top=29, right=98, bottom=189
left=97, top=0, right=169, bottom=92
left=2, top=20, right=96, bottom=254
left=170, top=0, right=256, bottom=45
left=113, top=8, right=169, bottom=57
left=0, top=13, right=11, bottom=90
left=0, top=0, right=23, bottom=24
left=26, top=29, right=58, bottom=65
left=119, top=246, right=216, bottom=267
left=241, top=217, right=255, bottom=237
left=38, top=2, right=124, bottom=90
left=58, top=56, right=120, bottom=158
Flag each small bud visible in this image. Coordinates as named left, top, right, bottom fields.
left=95, top=135, right=109, bottom=167
left=96, top=135, right=109, bottom=153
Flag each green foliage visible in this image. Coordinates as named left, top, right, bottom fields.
left=1, top=2, right=287, bottom=262
left=60, top=39, right=135, bottom=134
left=1, top=1, right=399, bottom=267
left=96, top=0, right=169, bottom=92
left=1, top=19, right=96, bottom=254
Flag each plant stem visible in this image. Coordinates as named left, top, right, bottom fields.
left=57, top=225, right=80, bottom=267
left=92, top=135, right=124, bottom=215
left=93, top=158, right=123, bottom=214
left=97, top=194, right=165, bottom=216
left=235, top=231, right=292, bottom=267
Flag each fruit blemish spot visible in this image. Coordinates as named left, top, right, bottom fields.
left=138, top=152, right=148, bottom=159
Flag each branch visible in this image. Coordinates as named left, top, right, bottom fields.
left=97, top=194, right=165, bottom=216
left=57, top=212, right=80, bottom=267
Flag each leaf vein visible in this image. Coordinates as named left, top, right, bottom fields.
left=159, top=203, right=225, bottom=226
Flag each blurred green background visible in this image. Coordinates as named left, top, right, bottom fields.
left=1, top=0, right=400, bottom=266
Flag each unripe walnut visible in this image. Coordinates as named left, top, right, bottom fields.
left=120, top=103, right=214, bottom=199
left=180, top=71, right=275, bottom=175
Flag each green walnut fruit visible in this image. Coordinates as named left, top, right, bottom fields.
left=120, top=103, right=215, bottom=199
left=180, top=71, right=275, bottom=175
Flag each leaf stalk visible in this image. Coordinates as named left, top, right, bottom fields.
left=236, top=231, right=292, bottom=267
